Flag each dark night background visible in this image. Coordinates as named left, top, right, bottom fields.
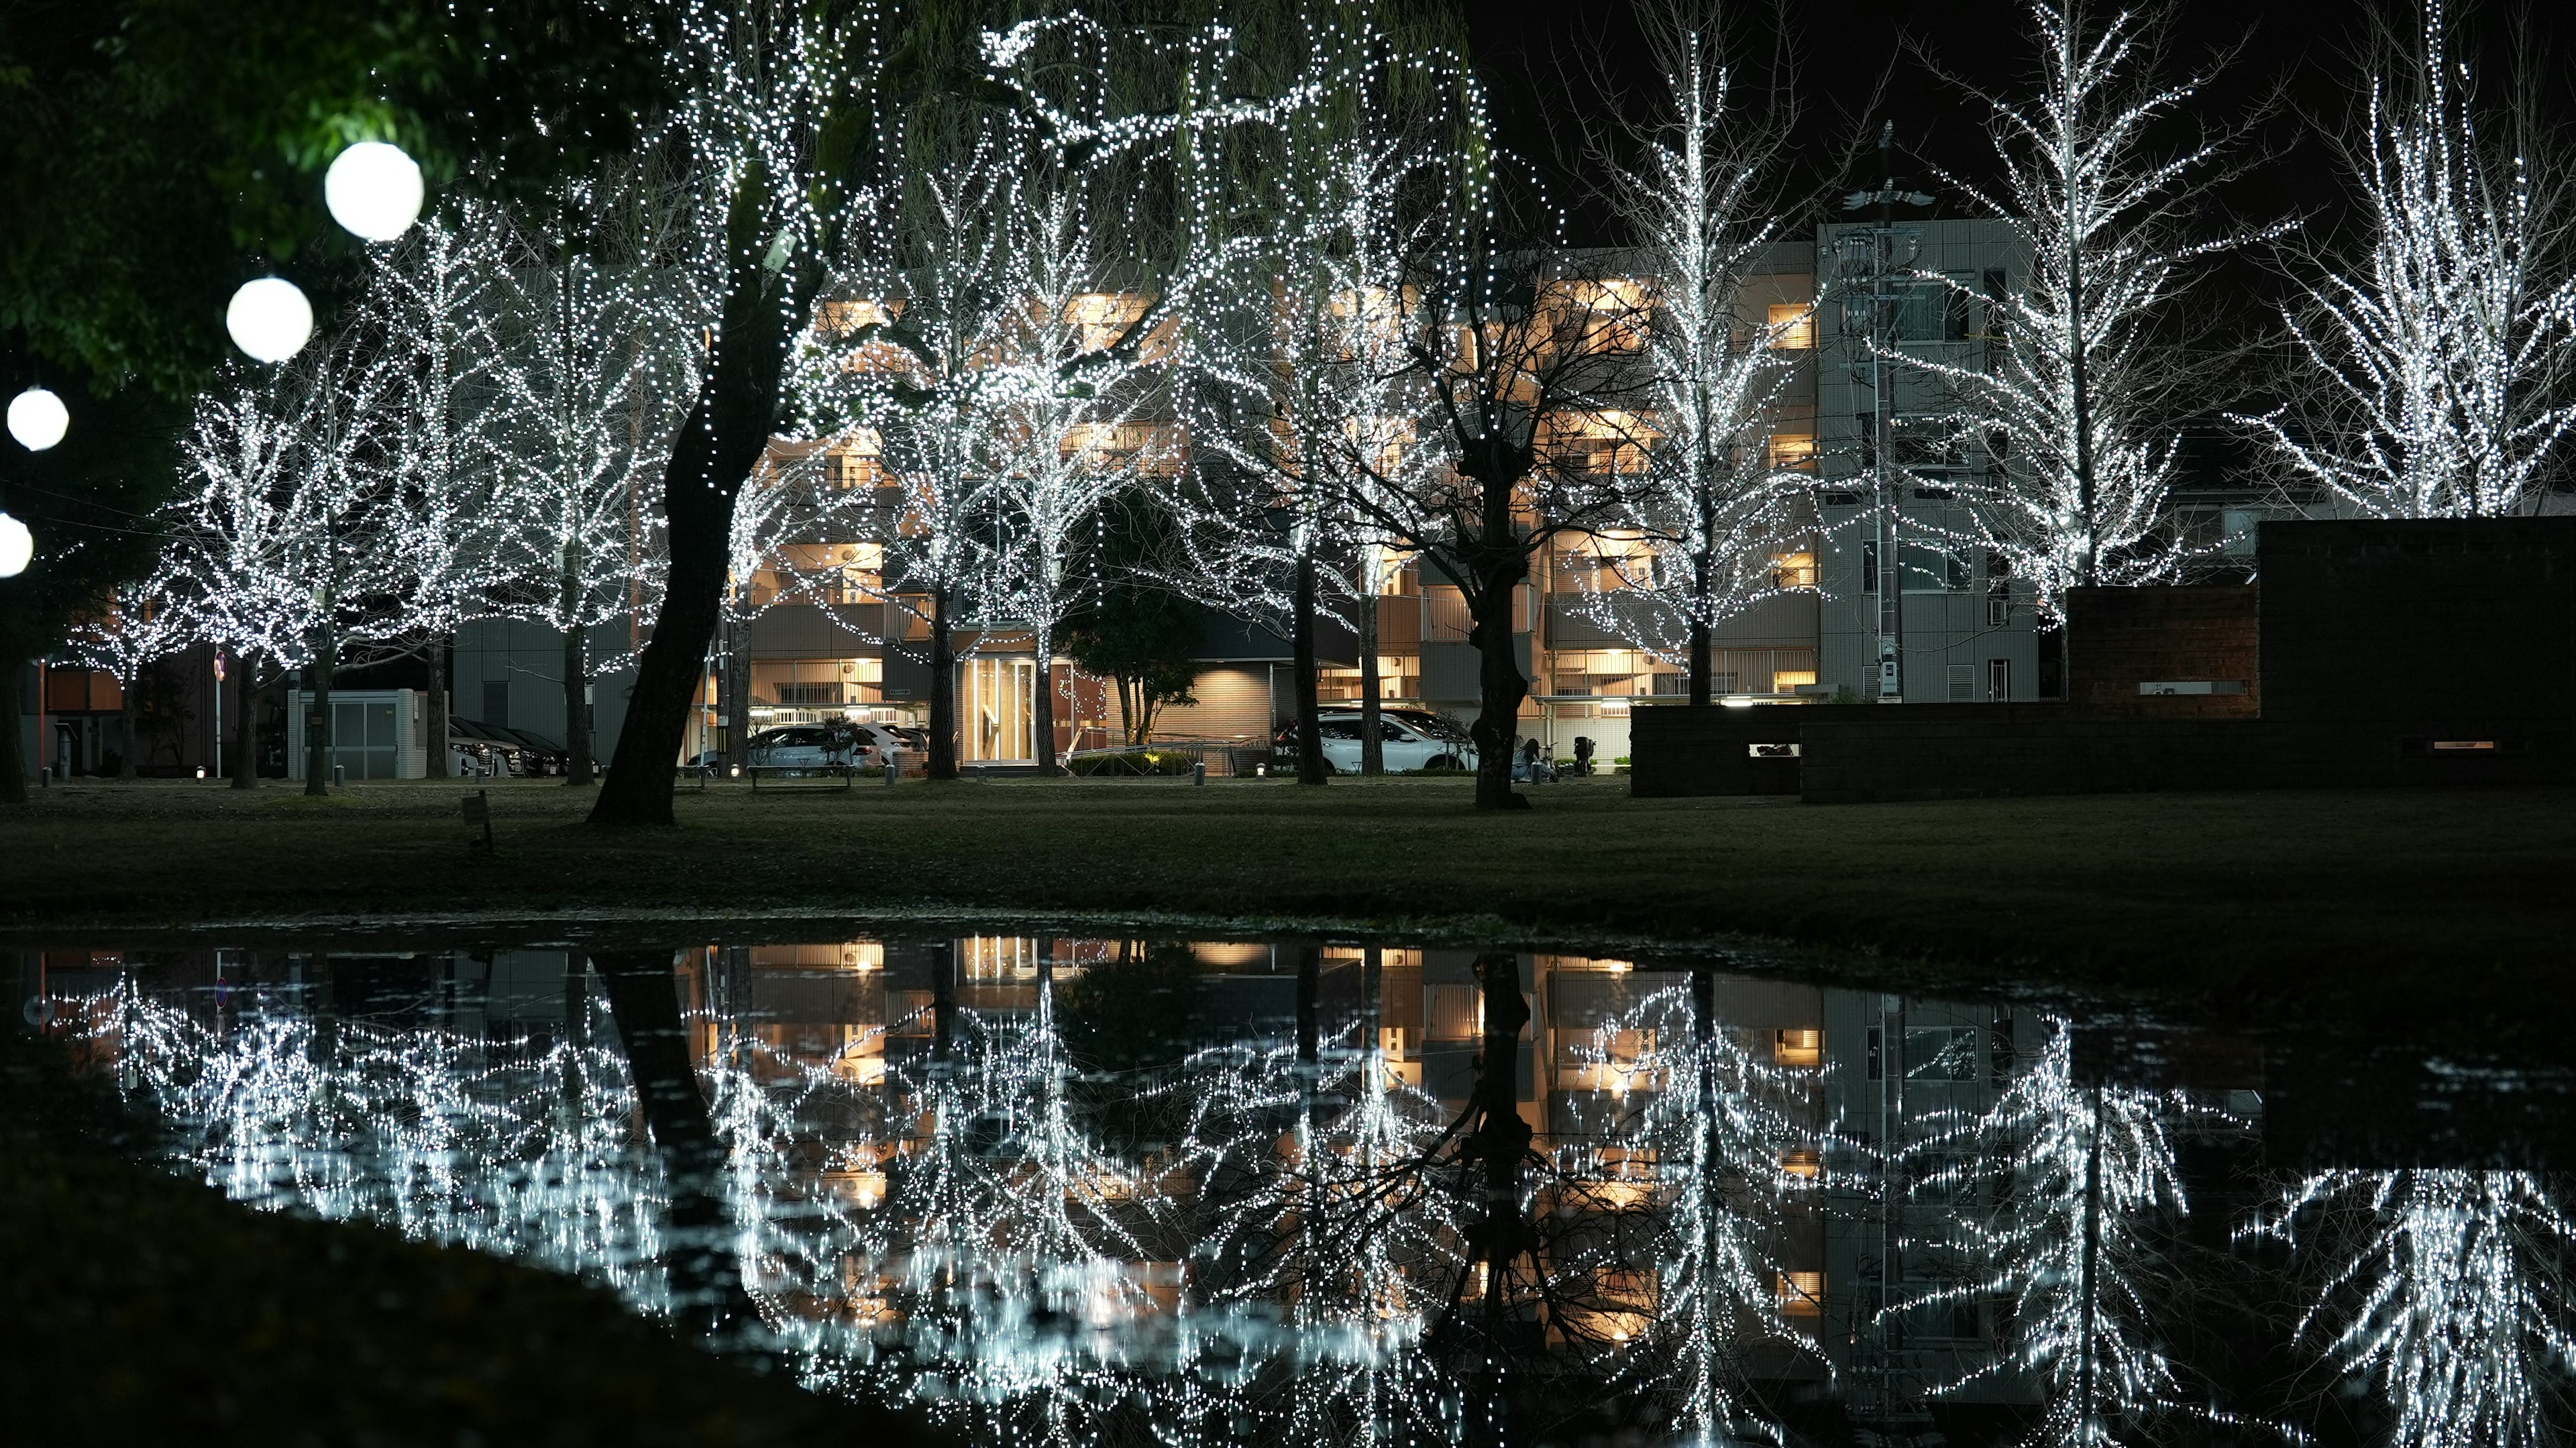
left=1466, top=0, right=2576, bottom=249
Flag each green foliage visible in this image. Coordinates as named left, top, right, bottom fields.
left=1064, top=749, right=1198, bottom=777
left=2, top=0, right=669, bottom=399
left=1063, top=488, right=1203, bottom=745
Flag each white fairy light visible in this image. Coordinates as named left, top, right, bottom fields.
left=7, top=386, right=68, bottom=451
left=325, top=140, right=427, bottom=243
left=225, top=277, right=316, bottom=364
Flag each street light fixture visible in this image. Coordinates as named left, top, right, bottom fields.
left=0, top=513, right=33, bottom=578
left=6, top=387, right=67, bottom=451
left=226, top=277, right=314, bottom=364
left=324, top=141, right=425, bottom=243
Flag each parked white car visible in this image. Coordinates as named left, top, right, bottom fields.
left=1277, top=710, right=1476, bottom=773
left=745, top=722, right=915, bottom=771
left=745, top=726, right=853, bottom=770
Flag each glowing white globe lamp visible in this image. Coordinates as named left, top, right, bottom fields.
left=7, top=387, right=68, bottom=451
left=226, top=278, right=314, bottom=364
left=324, top=141, right=424, bottom=243
left=0, top=513, right=33, bottom=579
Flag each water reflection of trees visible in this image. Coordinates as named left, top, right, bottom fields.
left=79, top=951, right=2576, bottom=1447
left=2250, top=1168, right=2576, bottom=1448
left=1554, top=973, right=1823, bottom=1444
left=1900, top=1021, right=2252, bottom=1446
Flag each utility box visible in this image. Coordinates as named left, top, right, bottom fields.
left=286, top=689, right=427, bottom=781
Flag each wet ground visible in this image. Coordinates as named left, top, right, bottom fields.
left=26, top=931, right=2575, bottom=1446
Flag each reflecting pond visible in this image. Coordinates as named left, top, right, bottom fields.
left=27, top=937, right=2576, bottom=1446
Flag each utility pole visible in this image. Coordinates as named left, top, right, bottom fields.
left=1840, top=125, right=1930, bottom=703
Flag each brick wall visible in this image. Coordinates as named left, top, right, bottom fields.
left=2065, top=585, right=2258, bottom=717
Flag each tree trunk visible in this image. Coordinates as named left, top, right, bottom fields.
left=1467, top=949, right=1535, bottom=1357
left=1466, top=575, right=1529, bottom=811
left=423, top=634, right=449, bottom=779
left=117, top=667, right=138, bottom=779
left=562, top=594, right=593, bottom=786
left=303, top=631, right=335, bottom=797
left=231, top=657, right=260, bottom=790
left=590, top=168, right=806, bottom=827
left=927, top=586, right=957, bottom=780
left=1358, top=590, right=1383, bottom=775
left=0, top=655, right=25, bottom=805
left=1688, top=618, right=1713, bottom=708
left=590, top=949, right=753, bottom=1335
left=1033, top=650, right=1060, bottom=774
left=1293, top=548, right=1327, bottom=785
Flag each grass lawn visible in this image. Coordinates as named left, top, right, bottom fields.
left=4, top=774, right=2571, bottom=1055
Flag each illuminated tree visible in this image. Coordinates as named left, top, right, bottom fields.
left=591, top=1, right=878, bottom=824
left=484, top=169, right=700, bottom=784
left=368, top=208, right=517, bottom=779
left=836, top=119, right=1024, bottom=781
left=1574, top=0, right=1809, bottom=707
left=2240, top=0, right=2576, bottom=520
left=63, top=566, right=199, bottom=779
left=976, top=178, right=1165, bottom=775
left=168, top=327, right=406, bottom=795
left=1915, top=0, right=2264, bottom=621
left=1165, top=5, right=1458, bottom=784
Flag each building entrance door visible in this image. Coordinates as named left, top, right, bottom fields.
left=961, top=657, right=1034, bottom=764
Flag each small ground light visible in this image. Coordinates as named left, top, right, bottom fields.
left=226, top=278, right=314, bottom=364
left=0, top=513, right=32, bottom=578
left=7, top=387, right=68, bottom=451
left=194, top=766, right=206, bottom=779
left=324, top=142, right=424, bottom=242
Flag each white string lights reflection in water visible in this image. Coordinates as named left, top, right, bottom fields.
left=2249, top=1169, right=2576, bottom=1448
left=1554, top=980, right=1826, bottom=1445
left=1900, top=1021, right=2251, bottom=1446
left=1163, top=987, right=1469, bottom=1445
left=80, top=966, right=1442, bottom=1445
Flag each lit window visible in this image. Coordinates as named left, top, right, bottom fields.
left=1769, top=550, right=1818, bottom=588
left=1774, top=1028, right=1822, bottom=1067
left=1771, top=669, right=1818, bottom=692
left=1777, top=1270, right=1825, bottom=1317
left=1781, top=1148, right=1823, bottom=1180
left=1767, top=304, right=1815, bottom=349
left=1768, top=433, right=1817, bottom=471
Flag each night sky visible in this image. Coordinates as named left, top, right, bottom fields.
left=1466, top=0, right=2576, bottom=252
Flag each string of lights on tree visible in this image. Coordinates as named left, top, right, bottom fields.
left=2237, top=0, right=2576, bottom=522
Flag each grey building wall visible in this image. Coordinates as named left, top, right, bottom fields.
left=451, top=617, right=641, bottom=755
left=1813, top=219, right=2042, bottom=701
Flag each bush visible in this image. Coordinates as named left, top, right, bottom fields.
left=1066, top=749, right=1196, bottom=777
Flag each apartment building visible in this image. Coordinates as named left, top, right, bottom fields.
left=435, top=223, right=2041, bottom=771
